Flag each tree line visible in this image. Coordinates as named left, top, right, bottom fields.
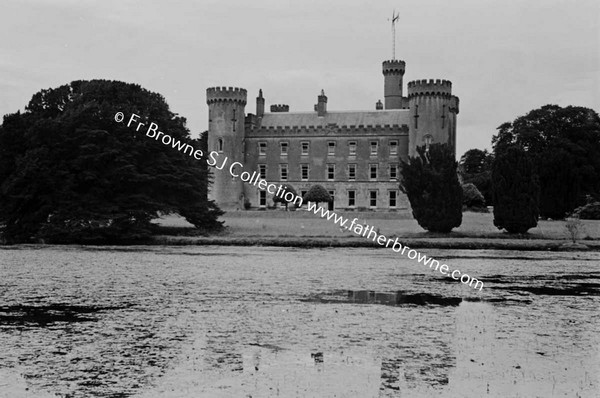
left=400, top=104, right=600, bottom=233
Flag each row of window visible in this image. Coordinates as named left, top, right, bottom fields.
left=258, top=163, right=399, bottom=182
left=257, top=140, right=399, bottom=157
left=258, top=190, right=399, bottom=208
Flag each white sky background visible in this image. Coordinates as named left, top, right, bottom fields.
left=1, top=0, right=598, bottom=157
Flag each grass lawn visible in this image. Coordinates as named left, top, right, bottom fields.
left=156, top=210, right=600, bottom=242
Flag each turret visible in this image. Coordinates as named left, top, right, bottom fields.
left=407, top=79, right=458, bottom=157
left=382, top=60, right=405, bottom=109
left=206, top=86, right=247, bottom=209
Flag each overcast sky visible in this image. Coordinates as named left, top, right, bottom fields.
left=1, top=0, right=598, bottom=157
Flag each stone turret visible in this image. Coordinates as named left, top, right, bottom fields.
left=206, top=86, right=247, bottom=209
left=407, top=79, right=458, bottom=157
left=382, top=60, right=405, bottom=109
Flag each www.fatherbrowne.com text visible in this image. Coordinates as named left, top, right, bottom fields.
left=116, top=111, right=483, bottom=291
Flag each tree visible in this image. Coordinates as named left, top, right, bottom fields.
left=491, top=146, right=539, bottom=233
left=273, top=183, right=297, bottom=210
left=492, top=105, right=600, bottom=218
left=459, top=149, right=494, bottom=204
left=462, top=183, right=486, bottom=211
left=0, top=80, right=223, bottom=243
left=459, top=148, right=493, bottom=175
left=303, top=185, right=332, bottom=208
left=400, top=143, right=462, bottom=233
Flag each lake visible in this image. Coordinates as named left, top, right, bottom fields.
left=0, top=246, right=599, bottom=397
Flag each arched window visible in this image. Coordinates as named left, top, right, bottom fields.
left=217, top=138, right=224, bottom=152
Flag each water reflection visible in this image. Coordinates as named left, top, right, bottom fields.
left=0, top=246, right=598, bottom=397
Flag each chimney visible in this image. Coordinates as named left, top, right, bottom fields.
left=256, top=89, right=265, bottom=117
left=270, top=104, right=289, bottom=112
left=376, top=100, right=383, bottom=110
left=317, top=89, right=327, bottom=117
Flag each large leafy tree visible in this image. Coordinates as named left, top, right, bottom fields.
left=0, top=80, right=223, bottom=243
left=400, top=143, right=462, bottom=233
left=459, top=148, right=494, bottom=204
left=303, top=185, right=332, bottom=207
left=492, top=105, right=600, bottom=218
left=491, top=146, right=539, bottom=233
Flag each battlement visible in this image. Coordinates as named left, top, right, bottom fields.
left=206, top=86, right=247, bottom=105
left=407, top=79, right=452, bottom=98
left=270, top=104, right=289, bottom=113
left=382, top=60, right=406, bottom=75
left=254, top=123, right=409, bottom=135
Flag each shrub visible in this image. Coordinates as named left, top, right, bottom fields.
left=564, top=215, right=583, bottom=243
left=303, top=185, right=332, bottom=207
left=573, top=201, right=600, bottom=220
left=492, top=146, right=539, bottom=233
left=462, top=183, right=487, bottom=211
left=243, top=198, right=251, bottom=210
left=272, top=183, right=298, bottom=210
left=400, top=143, right=463, bottom=233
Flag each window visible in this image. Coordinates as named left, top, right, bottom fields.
left=280, top=164, right=288, bottom=181
left=280, top=142, right=289, bottom=156
left=370, top=141, right=378, bottom=156
left=217, top=138, right=224, bottom=152
left=348, top=141, right=357, bottom=156
left=327, top=164, right=335, bottom=181
left=232, top=108, right=237, bottom=132
left=389, top=140, right=398, bottom=156
left=370, top=164, right=378, bottom=180
left=328, top=141, right=336, bottom=155
left=328, top=190, right=335, bottom=210
left=301, top=141, right=310, bottom=156
left=258, top=142, right=267, bottom=156
left=389, top=164, right=398, bottom=181
left=259, top=164, right=266, bottom=179
left=301, top=164, right=309, bottom=181
left=369, top=190, right=378, bottom=208
left=259, top=190, right=266, bottom=207
left=348, top=164, right=356, bottom=181
left=347, top=190, right=356, bottom=207
left=389, top=190, right=398, bottom=208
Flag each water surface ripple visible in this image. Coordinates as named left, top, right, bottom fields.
left=0, top=246, right=598, bottom=397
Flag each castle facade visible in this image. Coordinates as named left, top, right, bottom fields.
left=206, top=59, right=459, bottom=210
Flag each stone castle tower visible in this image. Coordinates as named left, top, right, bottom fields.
left=206, top=87, right=247, bottom=209
left=407, top=79, right=459, bottom=157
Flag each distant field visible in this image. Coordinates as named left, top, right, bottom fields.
left=156, top=210, right=600, bottom=241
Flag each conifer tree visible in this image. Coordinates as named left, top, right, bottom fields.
left=400, top=143, right=462, bottom=233
left=491, top=146, right=539, bottom=233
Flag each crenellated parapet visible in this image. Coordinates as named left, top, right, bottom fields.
left=250, top=123, right=409, bottom=137
left=270, top=104, right=290, bottom=113
left=206, top=86, right=247, bottom=105
left=407, top=79, right=452, bottom=98
left=382, top=60, right=406, bottom=76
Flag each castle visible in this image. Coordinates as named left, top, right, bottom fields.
left=206, top=58, right=459, bottom=211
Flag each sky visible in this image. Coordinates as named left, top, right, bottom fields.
left=1, top=0, right=598, bottom=157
